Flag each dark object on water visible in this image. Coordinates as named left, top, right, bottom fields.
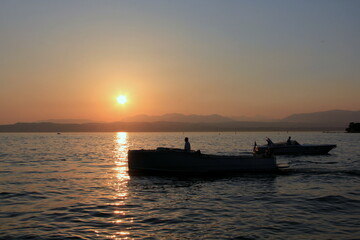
left=128, top=147, right=283, bottom=175
left=346, top=122, right=360, bottom=133
left=254, top=139, right=336, bottom=155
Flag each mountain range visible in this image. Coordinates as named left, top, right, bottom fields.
left=121, top=114, right=234, bottom=123
left=122, top=110, right=359, bottom=125
left=1, top=110, right=358, bottom=132
left=281, top=110, right=360, bottom=123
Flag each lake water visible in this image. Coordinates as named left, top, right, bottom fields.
left=0, top=132, right=359, bottom=239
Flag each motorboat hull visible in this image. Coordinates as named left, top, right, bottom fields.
left=128, top=148, right=280, bottom=175
left=255, top=144, right=336, bottom=155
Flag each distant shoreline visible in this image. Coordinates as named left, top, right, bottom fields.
left=0, top=121, right=346, bottom=133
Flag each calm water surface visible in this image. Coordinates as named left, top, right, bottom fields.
left=0, top=132, right=360, bottom=239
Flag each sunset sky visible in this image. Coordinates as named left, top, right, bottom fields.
left=1, top=0, right=360, bottom=124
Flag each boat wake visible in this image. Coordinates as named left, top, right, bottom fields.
left=286, top=168, right=360, bottom=177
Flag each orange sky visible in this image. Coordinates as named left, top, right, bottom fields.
left=1, top=1, right=360, bottom=124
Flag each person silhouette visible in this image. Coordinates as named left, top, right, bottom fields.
left=266, top=137, right=273, bottom=146
left=184, top=137, right=191, bottom=152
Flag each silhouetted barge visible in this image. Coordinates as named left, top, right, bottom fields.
left=128, top=148, right=283, bottom=175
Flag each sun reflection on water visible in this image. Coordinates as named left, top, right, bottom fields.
left=114, top=132, right=130, bottom=182
left=107, top=132, right=132, bottom=239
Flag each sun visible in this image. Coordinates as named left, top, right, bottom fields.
left=117, top=95, right=127, bottom=104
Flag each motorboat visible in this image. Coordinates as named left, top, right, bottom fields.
left=128, top=147, right=283, bottom=175
left=253, top=138, right=336, bottom=155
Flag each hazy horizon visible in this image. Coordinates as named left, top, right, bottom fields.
left=1, top=1, right=360, bottom=124
left=0, top=109, right=358, bottom=125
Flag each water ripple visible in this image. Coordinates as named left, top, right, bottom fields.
left=0, top=132, right=359, bottom=239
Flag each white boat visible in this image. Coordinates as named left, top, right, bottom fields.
left=128, top=148, right=282, bottom=175
left=254, top=139, right=336, bottom=155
